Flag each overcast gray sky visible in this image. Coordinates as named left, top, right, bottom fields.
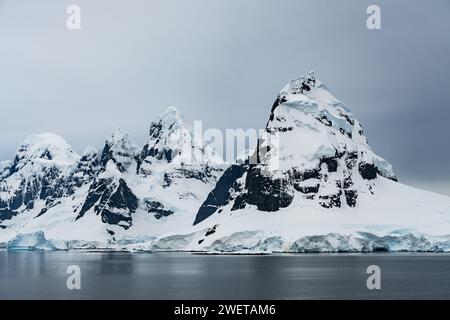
left=0, top=0, right=449, bottom=195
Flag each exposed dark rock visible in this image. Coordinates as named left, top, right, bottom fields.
left=140, top=119, right=179, bottom=163
left=339, top=111, right=355, bottom=126
left=36, top=200, right=61, bottom=218
left=231, top=193, right=247, bottom=211
left=162, top=173, right=172, bottom=188
left=345, top=190, right=358, bottom=207
left=319, top=190, right=342, bottom=208
left=268, top=96, right=287, bottom=122
left=0, top=163, right=12, bottom=180
left=245, top=166, right=294, bottom=211
left=0, top=208, right=18, bottom=223
left=194, top=165, right=247, bottom=225
left=345, top=151, right=358, bottom=169
left=295, top=184, right=320, bottom=194
left=141, top=144, right=175, bottom=163
left=175, top=166, right=214, bottom=183
left=343, top=176, right=353, bottom=189
left=77, top=178, right=138, bottom=229
left=267, top=126, right=294, bottom=133
left=317, top=116, right=332, bottom=127
left=100, top=180, right=138, bottom=228
left=2, top=165, right=68, bottom=220
left=145, top=200, right=174, bottom=220
left=320, top=157, right=338, bottom=173
left=9, top=184, right=25, bottom=210
left=205, top=224, right=219, bottom=237
left=65, top=151, right=100, bottom=194
left=292, top=167, right=321, bottom=181
left=77, top=179, right=109, bottom=220
left=99, top=132, right=137, bottom=173
left=359, top=162, right=378, bottom=180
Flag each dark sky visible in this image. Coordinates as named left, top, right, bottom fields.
left=0, top=0, right=449, bottom=195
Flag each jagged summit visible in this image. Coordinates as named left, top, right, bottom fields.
left=140, top=106, right=221, bottom=167
left=99, top=128, right=139, bottom=173
left=140, top=106, right=186, bottom=162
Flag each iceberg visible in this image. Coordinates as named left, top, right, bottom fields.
left=7, top=232, right=68, bottom=251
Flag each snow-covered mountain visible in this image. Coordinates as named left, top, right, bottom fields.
left=1, top=73, right=449, bottom=252
left=194, top=72, right=397, bottom=225
left=156, top=72, right=450, bottom=253
left=0, top=107, right=224, bottom=248
left=0, top=133, right=80, bottom=222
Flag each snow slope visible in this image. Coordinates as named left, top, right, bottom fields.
left=155, top=176, right=450, bottom=252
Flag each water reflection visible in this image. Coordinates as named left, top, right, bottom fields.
left=0, top=251, right=449, bottom=299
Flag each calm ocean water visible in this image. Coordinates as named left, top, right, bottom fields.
left=0, top=251, right=449, bottom=299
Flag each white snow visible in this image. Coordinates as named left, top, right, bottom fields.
left=13, top=132, right=79, bottom=168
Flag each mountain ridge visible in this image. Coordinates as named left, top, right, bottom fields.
left=1, top=73, right=449, bottom=253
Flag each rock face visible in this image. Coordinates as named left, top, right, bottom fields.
left=193, top=165, right=247, bottom=225
left=140, top=106, right=187, bottom=164
left=75, top=129, right=141, bottom=229
left=194, top=71, right=397, bottom=224
left=77, top=177, right=139, bottom=229
left=100, top=129, right=139, bottom=173
left=144, top=200, right=174, bottom=220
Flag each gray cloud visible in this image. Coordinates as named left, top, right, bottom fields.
left=0, top=0, right=449, bottom=194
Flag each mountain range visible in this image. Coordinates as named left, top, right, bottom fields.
left=1, top=72, right=449, bottom=252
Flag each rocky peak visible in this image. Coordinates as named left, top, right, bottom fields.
left=100, top=128, right=139, bottom=173
left=194, top=72, right=398, bottom=225
left=140, top=106, right=221, bottom=167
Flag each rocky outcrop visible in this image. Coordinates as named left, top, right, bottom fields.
left=194, top=165, right=247, bottom=225
left=144, top=200, right=174, bottom=220
left=77, top=177, right=138, bottom=229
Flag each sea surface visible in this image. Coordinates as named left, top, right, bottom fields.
left=0, top=251, right=449, bottom=299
